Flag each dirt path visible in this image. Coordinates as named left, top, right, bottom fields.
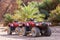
left=0, top=26, right=60, bottom=40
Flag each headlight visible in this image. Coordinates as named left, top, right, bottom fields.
left=10, top=24, right=13, bottom=26
left=26, top=23, right=29, bottom=26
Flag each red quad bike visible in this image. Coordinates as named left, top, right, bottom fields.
left=7, top=22, right=21, bottom=35
left=20, top=21, right=52, bottom=37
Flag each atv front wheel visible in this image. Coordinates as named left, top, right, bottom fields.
left=7, top=27, right=12, bottom=35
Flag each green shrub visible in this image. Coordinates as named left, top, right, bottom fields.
left=48, top=4, right=60, bottom=25
left=4, top=14, right=13, bottom=26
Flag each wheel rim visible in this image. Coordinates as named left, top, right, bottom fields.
left=32, top=30, right=36, bottom=36
left=31, top=27, right=40, bottom=37
left=31, top=28, right=37, bottom=37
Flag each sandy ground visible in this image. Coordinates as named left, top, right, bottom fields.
left=0, top=26, right=60, bottom=40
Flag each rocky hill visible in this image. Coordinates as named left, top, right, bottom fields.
left=0, top=0, right=17, bottom=21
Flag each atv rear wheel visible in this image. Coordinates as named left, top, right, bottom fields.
left=31, top=27, right=40, bottom=37
left=44, top=27, right=51, bottom=36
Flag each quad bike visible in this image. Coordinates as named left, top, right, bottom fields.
left=7, top=22, right=22, bottom=35
left=20, top=21, right=52, bottom=37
